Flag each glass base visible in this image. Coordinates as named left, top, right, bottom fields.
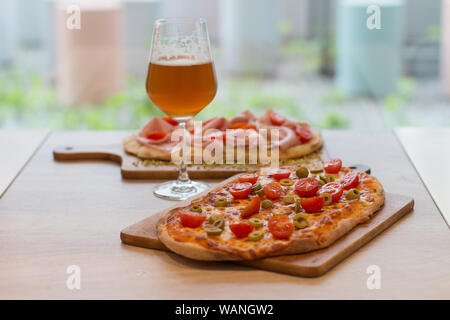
left=153, top=180, right=209, bottom=201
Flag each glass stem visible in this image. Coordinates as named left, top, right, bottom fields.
left=177, top=121, right=190, bottom=185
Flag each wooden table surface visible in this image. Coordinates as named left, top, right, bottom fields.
left=0, top=130, right=49, bottom=198
left=395, top=127, right=450, bottom=227
left=0, top=130, right=449, bottom=299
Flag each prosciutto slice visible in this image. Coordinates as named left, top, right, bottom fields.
left=202, top=117, right=229, bottom=131
left=282, top=119, right=302, bottom=129
left=134, top=110, right=311, bottom=156
left=229, top=110, right=257, bottom=124
left=259, top=109, right=276, bottom=126
left=259, top=110, right=307, bottom=149
left=183, top=118, right=228, bottom=148
left=271, top=126, right=300, bottom=151
left=137, top=117, right=176, bottom=145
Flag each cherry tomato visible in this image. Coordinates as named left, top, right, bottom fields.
left=263, top=182, right=285, bottom=200
left=319, top=182, right=343, bottom=203
left=294, top=177, right=319, bottom=197
left=272, top=169, right=291, bottom=180
left=162, top=116, right=179, bottom=126
left=270, top=113, right=287, bottom=126
left=146, top=131, right=167, bottom=140
left=268, top=215, right=294, bottom=239
left=229, top=122, right=257, bottom=130
left=241, top=196, right=261, bottom=218
left=229, top=182, right=253, bottom=199
left=238, top=173, right=258, bottom=185
left=180, top=211, right=206, bottom=228
left=229, top=223, right=254, bottom=238
left=294, top=126, right=313, bottom=143
left=340, top=172, right=360, bottom=190
left=324, top=158, right=342, bottom=174
left=301, top=196, right=325, bottom=213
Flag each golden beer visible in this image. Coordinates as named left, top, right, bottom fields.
left=146, top=59, right=217, bottom=118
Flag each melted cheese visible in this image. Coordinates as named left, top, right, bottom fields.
left=164, top=166, right=383, bottom=259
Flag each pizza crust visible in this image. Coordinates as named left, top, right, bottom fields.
left=123, top=135, right=172, bottom=161
left=275, top=189, right=385, bottom=256
left=124, top=131, right=323, bottom=162
left=158, top=227, right=242, bottom=261
left=278, top=131, right=323, bottom=160
left=157, top=170, right=385, bottom=261
left=157, top=176, right=244, bottom=261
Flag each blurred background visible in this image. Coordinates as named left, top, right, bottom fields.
left=0, top=0, right=448, bottom=131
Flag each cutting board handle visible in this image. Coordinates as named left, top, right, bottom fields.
left=53, top=144, right=123, bottom=164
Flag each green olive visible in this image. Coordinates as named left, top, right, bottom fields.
left=280, top=178, right=294, bottom=186
left=251, top=182, right=262, bottom=193
left=319, top=175, right=328, bottom=185
left=214, top=198, right=227, bottom=208
left=208, top=214, right=225, bottom=229
left=248, top=218, right=264, bottom=228
left=310, top=168, right=323, bottom=173
left=255, top=189, right=265, bottom=197
left=274, top=210, right=291, bottom=216
left=213, top=218, right=225, bottom=229
left=190, top=205, right=202, bottom=213
left=261, top=199, right=272, bottom=209
left=293, top=213, right=309, bottom=229
left=248, top=230, right=264, bottom=241
left=205, top=226, right=223, bottom=236
left=346, top=188, right=360, bottom=200
left=208, top=213, right=223, bottom=223
left=295, top=198, right=302, bottom=213
left=318, top=178, right=325, bottom=186
left=282, top=195, right=295, bottom=204
left=320, top=192, right=332, bottom=206
left=296, top=166, right=309, bottom=178
left=319, top=174, right=334, bottom=184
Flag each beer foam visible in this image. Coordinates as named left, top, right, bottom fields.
left=152, top=57, right=211, bottom=66
left=150, top=34, right=212, bottom=65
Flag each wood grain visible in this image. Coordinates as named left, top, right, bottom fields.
left=53, top=142, right=326, bottom=180
left=0, top=130, right=449, bottom=299
left=121, top=193, right=413, bottom=277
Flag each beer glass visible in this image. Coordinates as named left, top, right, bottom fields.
left=146, top=18, right=217, bottom=200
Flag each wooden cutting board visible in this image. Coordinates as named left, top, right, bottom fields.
left=53, top=143, right=327, bottom=179
left=121, top=192, right=414, bottom=277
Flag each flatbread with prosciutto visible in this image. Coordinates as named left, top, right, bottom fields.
left=124, top=110, right=323, bottom=163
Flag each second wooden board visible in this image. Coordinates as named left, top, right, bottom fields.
left=121, top=193, right=414, bottom=277
left=53, top=143, right=327, bottom=180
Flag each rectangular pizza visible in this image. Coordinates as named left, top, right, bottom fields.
left=157, top=158, right=385, bottom=260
